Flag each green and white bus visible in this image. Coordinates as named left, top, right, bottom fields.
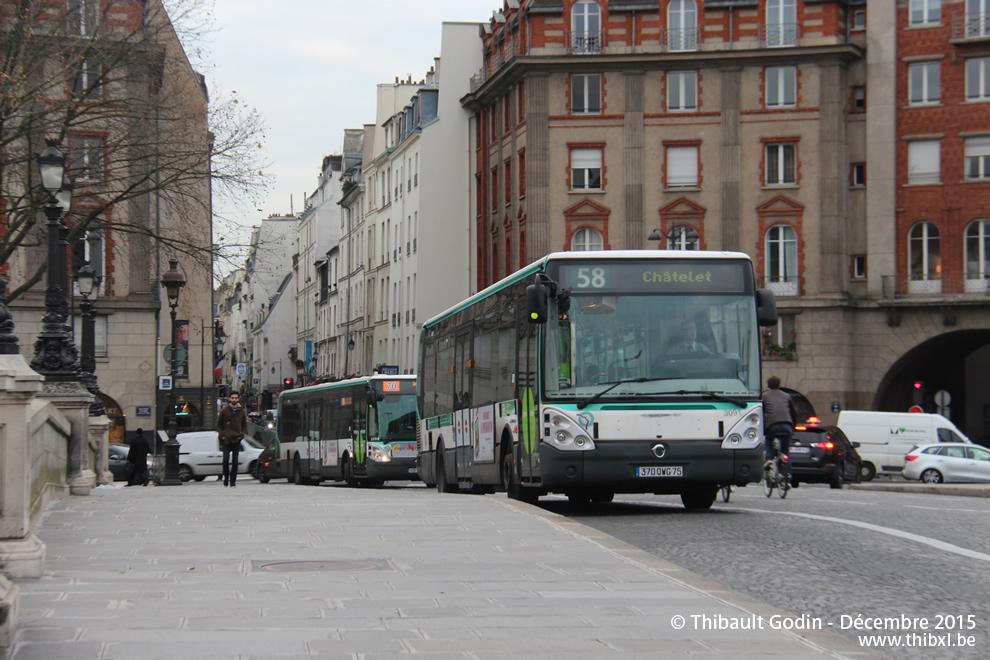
left=417, top=250, right=777, bottom=509
left=261, top=375, right=419, bottom=486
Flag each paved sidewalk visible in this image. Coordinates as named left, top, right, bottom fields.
left=8, top=481, right=884, bottom=659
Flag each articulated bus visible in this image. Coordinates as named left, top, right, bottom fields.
left=259, top=375, right=419, bottom=486
left=417, top=250, right=777, bottom=509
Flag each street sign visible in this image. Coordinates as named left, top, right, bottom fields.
left=136, top=406, right=152, bottom=417
left=158, top=376, right=173, bottom=391
left=934, top=390, right=951, bottom=407
left=163, top=344, right=188, bottom=365
left=830, top=401, right=841, bottom=413
left=908, top=404, right=924, bottom=413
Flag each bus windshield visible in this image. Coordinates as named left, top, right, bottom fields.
left=543, top=260, right=761, bottom=402
left=369, top=391, right=419, bottom=443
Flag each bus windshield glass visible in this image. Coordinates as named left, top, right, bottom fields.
left=544, top=259, right=761, bottom=401
left=368, top=380, right=418, bottom=443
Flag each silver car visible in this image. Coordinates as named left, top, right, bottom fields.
left=902, top=442, right=990, bottom=484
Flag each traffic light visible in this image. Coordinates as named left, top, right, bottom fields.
left=912, top=380, right=924, bottom=405
left=283, top=378, right=293, bottom=389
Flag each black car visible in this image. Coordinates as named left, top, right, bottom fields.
left=789, top=419, right=862, bottom=489
left=108, top=443, right=131, bottom=481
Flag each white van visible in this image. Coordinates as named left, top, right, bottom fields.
left=837, top=411, right=970, bottom=480
left=175, top=431, right=263, bottom=482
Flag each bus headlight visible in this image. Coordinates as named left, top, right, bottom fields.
left=368, top=443, right=392, bottom=462
left=721, top=408, right=764, bottom=450
left=543, top=407, right=596, bottom=451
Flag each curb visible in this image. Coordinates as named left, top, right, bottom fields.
left=849, top=484, right=990, bottom=498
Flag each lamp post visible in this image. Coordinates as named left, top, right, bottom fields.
left=647, top=226, right=695, bottom=249
left=160, top=258, right=186, bottom=486
left=75, top=240, right=106, bottom=416
left=30, top=140, right=81, bottom=380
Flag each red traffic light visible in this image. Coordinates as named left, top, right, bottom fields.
left=912, top=381, right=923, bottom=390
left=283, top=378, right=293, bottom=388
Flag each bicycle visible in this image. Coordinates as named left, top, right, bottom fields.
left=763, top=434, right=790, bottom=499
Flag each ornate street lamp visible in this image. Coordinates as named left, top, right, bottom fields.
left=75, top=243, right=106, bottom=416
left=160, top=258, right=186, bottom=486
left=31, top=140, right=80, bottom=381
left=343, top=334, right=355, bottom=379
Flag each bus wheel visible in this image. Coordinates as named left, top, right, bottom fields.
left=503, top=452, right=538, bottom=504
left=343, top=456, right=357, bottom=487
left=681, top=489, right=717, bottom=510
left=292, top=456, right=304, bottom=485
left=436, top=445, right=457, bottom=493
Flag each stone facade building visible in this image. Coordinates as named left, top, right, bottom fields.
left=460, top=0, right=990, bottom=437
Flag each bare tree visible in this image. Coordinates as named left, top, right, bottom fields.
left=0, top=0, right=269, bottom=301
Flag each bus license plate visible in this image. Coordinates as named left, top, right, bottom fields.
left=636, top=466, right=682, bottom=478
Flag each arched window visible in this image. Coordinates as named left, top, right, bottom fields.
left=765, top=224, right=798, bottom=295
left=908, top=221, right=941, bottom=293
left=766, top=0, right=798, bottom=47
left=668, top=225, right=700, bottom=250
left=572, top=0, right=601, bottom=53
left=965, top=219, right=990, bottom=291
left=668, top=0, right=698, bottom=51
left=571, top=227, right=604, bottom=251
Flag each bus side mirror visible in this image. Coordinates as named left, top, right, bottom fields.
left=526, top=277, right=548, bottom=324
left=756, top=288, right=778, bottom=327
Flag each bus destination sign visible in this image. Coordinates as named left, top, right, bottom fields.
left=554, top=261, right=748, bottom=294
left=373, top=379, right=417, bottom=395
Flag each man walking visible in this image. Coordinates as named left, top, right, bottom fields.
left=126, top=428, right=151, bottom=486
left=216, top=392, right=248, bottom=487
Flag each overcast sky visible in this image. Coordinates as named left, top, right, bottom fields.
left=207, top=0, right=497, bottom=227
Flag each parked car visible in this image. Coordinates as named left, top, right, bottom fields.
left=108, top=443, right=131, bottom=481
left=176, top=431, right=263, bottom=482
left=902, top=442, right=990, bottom=484
left=788, top=418, right=863, bottom=489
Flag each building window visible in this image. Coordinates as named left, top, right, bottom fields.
left=571, top=73, right=602, bottom=114
left=852, top=9, right=866, bottom=29
left=72, top=315, right=108, bottom=357
left=766, top=66, right=796, bottom=108
left=910, top=0, right=941, bottom=26
left=69, top=134, right=104, bottom=181
left=570, top=148, right=602, bottom=190
left=67, top=0, right=98, bottom=37
left=965, top=136, right=990, bottom=180
left=853, top=86, right=866, bottom=110
left=966, top=220, right=990, bottom=290
left=908, top=140, right=940, bottom=184
left=765, top=224, right=798, bottom=295
left=852, top=255, right=867, bottom=279
left=966, top=0, right=990, bottom=38
left=765, top=143, right=796, bottom=185
left=504, top=160, right=512, bottom=204
left=766, top=0, right=798, bottom=47
left=666, top=144, right=699, bottom=189
left=572, top=0, right=602, bottom=53
left=571, top=227, right=604, bottom=251
left=518, top=149, right=526, bottom=197
left=71, top=56, right=101, bottom=96
left=668, top=0, right=698, bottom=52
left=909, top=62, right=940, bottom=104
left=667, top=71, right=698, bottom=111
left=852, top=163, right=867, bottom=187
left=668, top=226, right=700, bottom=250
left=909, top=222, right=941, bottom=288
left=966, top=57, right=990, bottom=100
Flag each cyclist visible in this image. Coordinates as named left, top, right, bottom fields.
left=762, top=375, right=798, bottom=482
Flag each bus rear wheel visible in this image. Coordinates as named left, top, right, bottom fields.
left=436, top=445, right=457, bottom=493
left=342, top=456, right=357, bottom=487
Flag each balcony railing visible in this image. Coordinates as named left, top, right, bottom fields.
left=760, top=22, right=800, bottom=48
left=952, top=12, right=990, bottom=41
left=882, top=273, right=990, bottom=299
left=758, top=275, right=801, bottom=297
left=567, top=30, right=604, bottom=54
left=664, top=27, right=699, bottom=52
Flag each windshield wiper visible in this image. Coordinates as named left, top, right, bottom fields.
left=577, top=376, right=686, bottom=410
left=667, top=390, right=749, bottom=408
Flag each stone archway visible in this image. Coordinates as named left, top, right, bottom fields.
left=873, top=329, right=990, bottom=439
left=100, top=394, right=127, bottom=444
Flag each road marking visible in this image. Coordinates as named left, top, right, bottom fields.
left=734, top=507, right=990, bottom=563
left=905, top=505, right=990, bottom=514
